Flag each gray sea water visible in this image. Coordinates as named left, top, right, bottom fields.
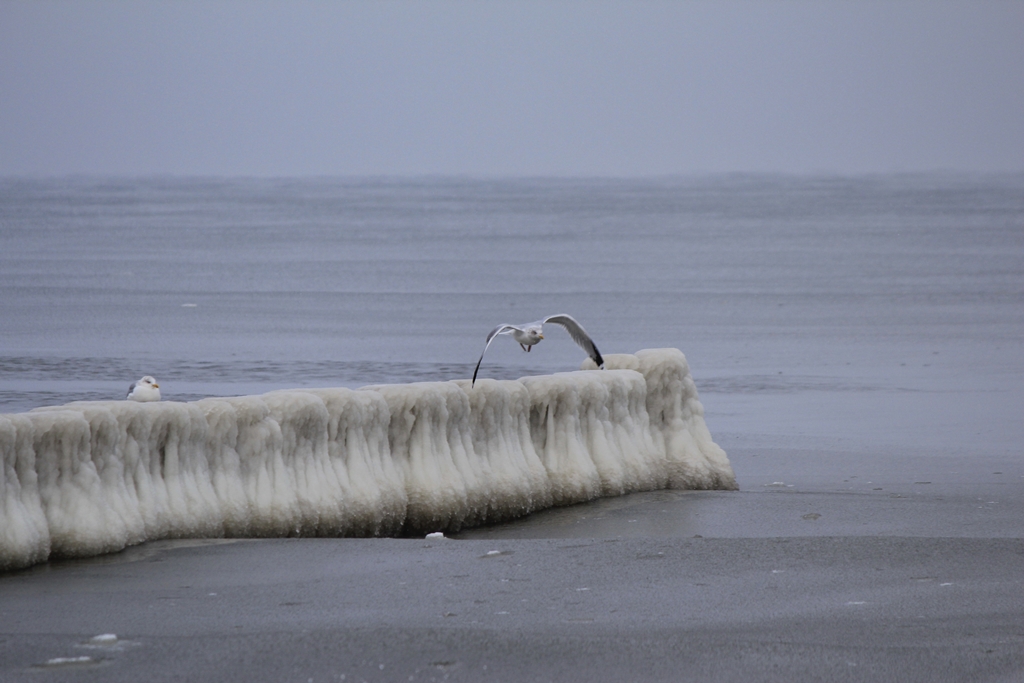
left=2, top=174, right=1023, bottom=460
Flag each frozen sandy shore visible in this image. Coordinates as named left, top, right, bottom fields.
left=1, top=442, right=1022, bottom=683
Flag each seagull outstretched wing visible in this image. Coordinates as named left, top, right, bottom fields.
left=472, top=324, right=524, bottom=385
left=541, top=314, right=604, bottom=368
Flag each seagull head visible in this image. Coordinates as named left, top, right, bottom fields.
left=140, top=376, right=159, bottom=388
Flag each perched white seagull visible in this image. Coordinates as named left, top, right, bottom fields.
left=472, top=314, right=604, bottom=386
left=126, top=376, right=161, bottom=402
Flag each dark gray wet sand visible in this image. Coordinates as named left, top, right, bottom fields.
left=2, top=445, right=1023, bottom=683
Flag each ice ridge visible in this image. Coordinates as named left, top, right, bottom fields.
left=0, top=349, right=734, bottom=571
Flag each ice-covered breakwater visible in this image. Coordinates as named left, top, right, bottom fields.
left=0, top=349, right=734, bottom=571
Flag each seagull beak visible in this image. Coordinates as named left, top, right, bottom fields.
left=153, top=383, right=159, bottom=388
left=538, top=334, right=544, bottom=339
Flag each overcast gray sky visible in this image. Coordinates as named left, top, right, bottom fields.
left=1, top=1, right=1022, bottom=176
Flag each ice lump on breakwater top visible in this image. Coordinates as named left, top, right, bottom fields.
left=0, top=348, right=734, bottom=571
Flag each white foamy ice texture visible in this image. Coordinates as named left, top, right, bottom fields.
left=0, top=349, right=734, bottom=571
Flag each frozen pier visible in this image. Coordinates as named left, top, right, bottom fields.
left=1, top=349, right=733, bottom=571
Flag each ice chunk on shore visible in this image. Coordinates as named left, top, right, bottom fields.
left=0, top=349, right=734, bottom=571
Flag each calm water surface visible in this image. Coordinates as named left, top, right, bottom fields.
left=2, top=174, right=1022, bottom=456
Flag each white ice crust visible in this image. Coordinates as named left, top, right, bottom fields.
left=0, top=349, right=734, bottom=570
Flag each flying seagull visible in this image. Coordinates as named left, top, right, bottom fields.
left=472, top=314, right=604, bottom=386
left=127, top=376, right=161, bottom=402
